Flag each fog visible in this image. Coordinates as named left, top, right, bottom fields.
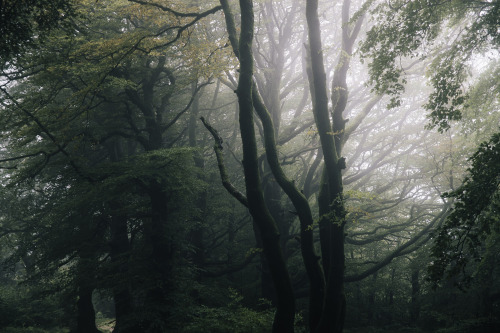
left=0, top=0, right=499, bottom=332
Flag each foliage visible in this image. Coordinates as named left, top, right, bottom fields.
left=1, top=1, right=219, bottom=331
left=459, top=60, right=500, bottom=138
left=361, top=0, right=500, bottom=131
left=182, top=298, right=274, bottom=332
left=0, top=280, right=67, bottom=331
left=429, top=131, right=500, bottom=286
left=0, top=0, right=75, bottom=63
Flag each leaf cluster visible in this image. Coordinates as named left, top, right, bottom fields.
left=0, top=0, right=76, bottom=63
left=429, top=130, right=500, bottom=287
left=361, top=0, right=499, bottom=130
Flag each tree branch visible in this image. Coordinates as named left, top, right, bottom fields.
left=200, top=116, right=248, bottom=208
left=129, top=0, right=222, bottom=18
left=345, top=205, right=450, bottom=282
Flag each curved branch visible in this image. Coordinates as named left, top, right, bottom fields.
left=200, top=116, right=248, bottom=208
left=345, top=205, right=450, bottom=282
left=129, top=0, right=222, bottom=18
left=0, top=87, right=94, bottom=182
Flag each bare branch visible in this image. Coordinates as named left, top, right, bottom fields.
left=200, top=116, right=248, bottom=208
left=129, top=0, right=222, bottom=18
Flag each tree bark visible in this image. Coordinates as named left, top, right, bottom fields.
left=236, top=0, right=295, bottom=331
left=410, top=269, right=420, bottom=325
left=220, top=0, right=329, bottom=330
left=109, top=209, right=136, bottom=333
left=106, top=140, right=136, bottom=333
left=189, top=80, right=206, bottom=271
left=305, top=0, right=347, bottom=331
left=76, top=286, right=99, bottom=333
left=143, top=181, right=174, bottom=331
left=75, top=243, right=100, bottom=333
left=252, top=89, right=325, bottom=331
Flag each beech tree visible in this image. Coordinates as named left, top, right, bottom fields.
left=207, top=0, right=463, bottom=331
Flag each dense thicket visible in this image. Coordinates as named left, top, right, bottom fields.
left=0, top=0, right=498, bottom=332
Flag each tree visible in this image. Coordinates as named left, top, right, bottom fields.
left=360, top=0, right=500, bottom=310
left=218, top=0, right=298, bottom=331
left=0, top=0, right=224, bottom=331
left=209, top=0, right=459, bottom=332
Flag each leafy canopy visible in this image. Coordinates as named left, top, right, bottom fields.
left=429, top=131, right=500, bottom=287
left=0, top=0, right=75, bottom=64
left=361, top=0, right=500, bottom=131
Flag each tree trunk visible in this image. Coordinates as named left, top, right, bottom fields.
left=236, top=0, right=295, bottom=330
left=76, top=286, right=99, bottom=333
left=143, top=181, right=173, bottom=331
left=367, top=271, right=377, bottom=322
left=410, top=269, right=420, bottom=325
left=252, top=48, right=326, bottom=333
left=106, top=141, right=136, bottom=333
left=255, top=224, right=277, bottom=304
left=188, top=80, right=206, bottom=271
left=305, top=0, right=347, bottom=331
left=109, top=211, right=136, bottom=333
left=75, top=245, right=100, bottom=333
left=221, top=0, right=328, bottom=330
left=262, top=173, right=284, bottom=303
